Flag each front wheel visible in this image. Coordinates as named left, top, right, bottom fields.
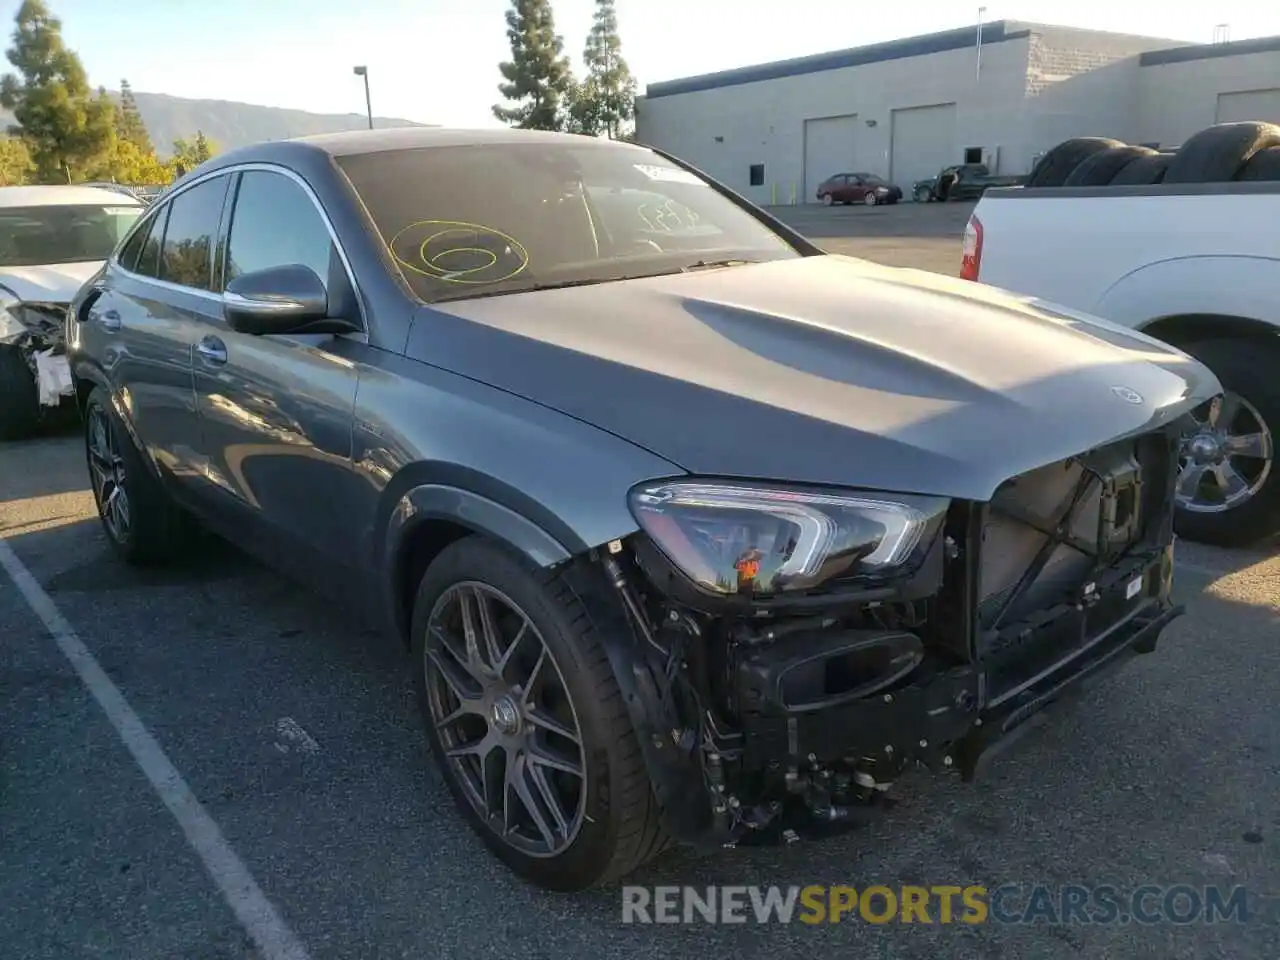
left=820, top=193, right=833, bottom=206
left=863, top=192, right=878, bottom=206
left=410, top=537, right=668, bottom=891
left=1173, top=338, right=1280, bottom=546
left=914, top=186, right=931, bottom=203
left=84, top=385, right=194, bottom=564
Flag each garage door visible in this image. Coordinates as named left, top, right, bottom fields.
left=889, top=103, right=958, bottom=191
left=1215, top=89, right=1280, bottom=124
left=804, top=115, right=858, bottom=203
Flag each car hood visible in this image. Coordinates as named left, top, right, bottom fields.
left=415, top=255, right=1220, bottom=501
left=0, top=261, right=101, bottom=302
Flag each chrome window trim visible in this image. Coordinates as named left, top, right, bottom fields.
left=109, top=162, right=368, bottom=333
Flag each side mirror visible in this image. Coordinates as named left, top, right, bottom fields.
left=222, top=264, right=357, bottom=336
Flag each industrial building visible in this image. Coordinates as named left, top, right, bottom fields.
left=633, top=21, right=1280, bottom=205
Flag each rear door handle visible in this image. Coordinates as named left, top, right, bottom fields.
left=195, top=336, right=227, bottom=365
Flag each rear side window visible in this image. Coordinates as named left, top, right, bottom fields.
left=134, top=206, right=168, bottom=279
left=116, top=216, right=152, bottom=271
left=158, top=175, right=230, bottom=291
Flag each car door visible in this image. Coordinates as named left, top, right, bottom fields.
left=191, top=167, right=366, bottom=566
left=80, top=176, right=231, bottom=484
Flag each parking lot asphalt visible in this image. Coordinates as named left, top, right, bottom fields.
left=3, top=204, right=1277, bottom=959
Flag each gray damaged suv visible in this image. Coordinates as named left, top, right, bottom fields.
left=68, top=128, right=1219, bottom=891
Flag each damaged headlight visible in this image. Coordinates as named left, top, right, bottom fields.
left=0, top=289, right=25, bottom=344
left=628, top=480, right=949, bottom=596
left=0, top=290, right=66, bottom=347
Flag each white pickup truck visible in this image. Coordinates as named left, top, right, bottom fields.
left=962, top=179, right=1280, bottom=547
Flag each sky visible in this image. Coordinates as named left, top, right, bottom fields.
left=5, top=0, right=1280, bottom=127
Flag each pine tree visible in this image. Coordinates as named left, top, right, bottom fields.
left=116, top=78, right=154, bottom=153
left=493, top=0, right=574, bottom=131
left=170, top=130, right=216, bottom=175
left=0, top=0, right=114, bottom=182
left=571, top=0, right=636, bottom=139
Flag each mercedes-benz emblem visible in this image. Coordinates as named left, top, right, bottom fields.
left=1110, top=385, right=1144, bottom=405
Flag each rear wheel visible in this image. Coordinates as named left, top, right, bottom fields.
left=1172, top=339, right=1280, bottom=546
left=820, top=193, right=833, bottom=206
left=0, top=344, right=40, bottom=441
left=914, top=185, right=931, bottom=203
left=411, top=537, right=668, bottom=891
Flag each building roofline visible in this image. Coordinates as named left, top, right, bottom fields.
left=1140, top=33, right=1280, bottom=66
left=644, top=21, right=1031, bottom=99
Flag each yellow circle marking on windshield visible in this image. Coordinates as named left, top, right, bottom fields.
left=388, top=220, right=529, bottom=285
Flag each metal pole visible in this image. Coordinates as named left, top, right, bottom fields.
left=353, top=66, right=373, bottom=129
left=976, top=7, right=987, bottom=81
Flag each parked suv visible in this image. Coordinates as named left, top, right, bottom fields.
left=69, top=128, right=1214, bottom=891
left=0, top=186, right=143, bottom=438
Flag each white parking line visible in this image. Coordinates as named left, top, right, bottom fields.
left=0, top=539, right=313, bottom=960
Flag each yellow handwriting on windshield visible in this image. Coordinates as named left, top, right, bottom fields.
left=388, top=220, right=530, bottom=285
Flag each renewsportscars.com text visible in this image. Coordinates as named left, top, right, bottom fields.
left=620, top=884, right=1251, bottom=925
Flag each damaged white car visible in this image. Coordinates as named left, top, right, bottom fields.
left=1, top=185, right=143, bottom=439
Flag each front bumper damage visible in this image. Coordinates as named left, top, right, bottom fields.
left=571, top=423, right=1187, bottom=849
left=1, top=299, right=75, bottom=407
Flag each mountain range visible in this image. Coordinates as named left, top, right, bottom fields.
left=1, top=90, right=431, bottom=158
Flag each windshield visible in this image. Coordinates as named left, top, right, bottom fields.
left=0, top=203, right=142, bottom=268
left=337, top=141, right=800, bottom=303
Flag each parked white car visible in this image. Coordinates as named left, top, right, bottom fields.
left=0, top=185, right=143, bottom=439
left=962, top=179, right=1280, bottom=547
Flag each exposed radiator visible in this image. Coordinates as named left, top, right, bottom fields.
left=978, top=439, right=1150, bottom=627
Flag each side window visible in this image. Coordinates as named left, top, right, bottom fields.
left=158, top=175, right=230, bottom=291
left=117, top=214, right=154, bottom=271
left=224, top=171, right=335, bottom=292
left=135, top=205, right=168, bottom=278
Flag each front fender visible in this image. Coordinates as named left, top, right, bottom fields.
left=1095, top=255, right=1280, bottom=331
left=382, top=478, right=574, bottom=573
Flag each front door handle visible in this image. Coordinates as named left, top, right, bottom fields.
left=195, top=336, right=227, bottom=365
left=89, top=307, right=121, bottom=332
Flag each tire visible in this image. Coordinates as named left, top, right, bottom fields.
left=1170, top=338, right=1280, bottom=547
left=1164, top=121, right=1280, bottom=183
left=83, top=385, right=193, bottom=565
left=0, top=344, right=42, bottom=441
left=1063, top=145, right=1157, bottom=186
left=863, top=192, right=877, bottom=206
left=410, top=537, right=668, bottom=891
left=820, top=193, right=833, bottom=206
left=1237, top=145, right=1280, bottom=181
left=1026, top=137, right=1125, bottom=188
left=1109, top=152, right=1173, bottom=185
left=914, top=186, right=931, bottom=203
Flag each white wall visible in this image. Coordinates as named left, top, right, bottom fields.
left=1135, top=51, right=1280, bottom=146
left=635, top=35, right=1032, bottom=206
left=1018, top=28, right=1174, bottom=167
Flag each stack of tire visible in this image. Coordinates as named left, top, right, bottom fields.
left=1024, top=120, right=1280, bottom=188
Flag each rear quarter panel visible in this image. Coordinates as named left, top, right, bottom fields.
left=972, top=184, right=1280, bottom=326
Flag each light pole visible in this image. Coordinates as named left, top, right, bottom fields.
left=976, top=6, right=987, bottom=81
left=353, top=65, right=373, bottom=130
